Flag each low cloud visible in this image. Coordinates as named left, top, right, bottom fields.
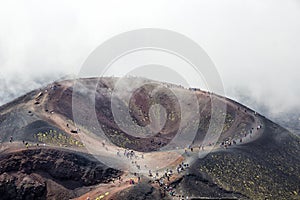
left=0, top=0, right=299, bottom=122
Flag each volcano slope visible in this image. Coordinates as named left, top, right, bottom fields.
left=0, top=77, right=299, bottom=200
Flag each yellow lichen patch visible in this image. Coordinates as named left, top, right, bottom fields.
left=35, top=130, right=84, bottom=147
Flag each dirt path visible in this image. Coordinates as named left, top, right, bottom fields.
left=5, top=94, right=264, bottom=177
left=72, top=173, right=134, bottom=200
left=13, top=82, right=265, bottom=177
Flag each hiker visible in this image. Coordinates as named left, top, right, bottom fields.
left=9, top=136, right=13, bottom=143
left=191, top=147, right=193, bottom=152
left=130, top=150, right=134, bottom=158
left=129, top=178, right=135, bottom=185
left=159, top=178, right=164, bottom=186
left=170, top=190, right=175, bottom=196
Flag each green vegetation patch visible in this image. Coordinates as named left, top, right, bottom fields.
left=34, top=130, right=84, bottom=147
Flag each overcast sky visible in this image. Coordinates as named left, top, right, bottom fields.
left=0, top=0, right=299, bottom=116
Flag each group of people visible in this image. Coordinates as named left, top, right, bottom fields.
left=115, top=148, right=145, bottom=172
left=5, top=135, right=42, bottom=149
left=123, top=149, right=138, bottom=159
left=176, top=162, right=189, bottom=174
left=220, top=125, right=263, bottom=149
left=147, top=161, right=190, bottom=198
left=107, top=121, right=260, bottom=199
